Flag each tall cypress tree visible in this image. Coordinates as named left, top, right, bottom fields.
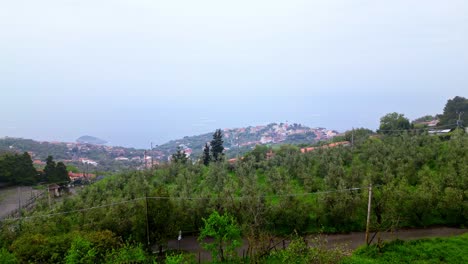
left=17, top=152, right=37, bottom=185
left=210, top=129, right=224, bottom=162
left=55, top=162, right=69, bottom=183
left=44, top=155, right=56, bottom=183
left=202, top=143, right=211, bottom=166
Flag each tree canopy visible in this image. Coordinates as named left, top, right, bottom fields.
left=198, top=211, right=242, bottom=262
left=0, top=152, right=37, bottom=185
left=210, top=129, right=224, bottom=162
left=43, top=156, right=69, bottom=183
left=378, top=112, right=411, bottom=134
left=438, top=96, right=468, bottom=127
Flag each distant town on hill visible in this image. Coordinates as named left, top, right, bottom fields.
left=0, top=122, right=338, bottom=172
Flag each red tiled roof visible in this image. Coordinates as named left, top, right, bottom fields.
left=300, top=141, right=350, bottom=153
left=68, top=172, right=95, bottom=180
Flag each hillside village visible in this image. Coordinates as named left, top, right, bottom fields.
left=149, top=122, right=339, bottom=162
left=0, top=123, right=339, bottom=172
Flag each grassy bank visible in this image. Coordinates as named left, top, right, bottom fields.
left=343, top=233, right=468, bottom=264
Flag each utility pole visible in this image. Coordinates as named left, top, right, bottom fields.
left=48, top=185, right=51, bottom=209
left=150, top=142, right=154, bottom=168
left=456, top=111, right=464, bottom=129
left=17, top=187, right=22, bottom=218
left=351, top=127, right=355, bottom=149
left=365, top=183, right=372, bottom=245
left=144, top=150, right=147, bottom=169
left=145, top=192, right=150, bottom=247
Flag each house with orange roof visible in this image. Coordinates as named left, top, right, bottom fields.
left=300, top=141, right=350, bottom=153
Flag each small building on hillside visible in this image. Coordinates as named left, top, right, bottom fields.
left=428, top=129, right=451, bottom=135
left=300, top=141, right=350, bottom=153
left=48, top=183, right=61, bottom=197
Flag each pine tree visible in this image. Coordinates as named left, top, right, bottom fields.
left=202, top=143, right=211, bottom=166
left=210, top=129, right=224, bottom=162
left=171, top=146, right=188, bottom=164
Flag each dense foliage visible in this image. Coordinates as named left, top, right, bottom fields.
left=378, top=112, right=411, bottom=134
left=438, top=96, right=468, bottom=126
left=43, top=156, right=69, bottom=183
left=0, top=154, right=68, bottom=185
left=0, top=152, right=37, bottom=185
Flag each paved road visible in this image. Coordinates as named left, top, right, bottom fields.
left=0, top=186, right=43, bottom=219
left=167, top=227, right=467, bottom=262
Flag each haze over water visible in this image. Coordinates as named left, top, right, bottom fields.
left=1, top=1, right=467, bottom=148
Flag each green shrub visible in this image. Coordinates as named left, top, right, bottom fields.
left=268, top=236, right=350, bottom=264
left=0, top=248, right=17, bottom=264
left=65, top=236, right=97, bottom=264
left=165, top=252, right=196, bottom=264
left=198, top=211, right=242, bottom=262
left=10, top=233, right=73, bottom=263
left=104, top=242, right=147, bottom=264
left=343, top=234, right=468, bottom=264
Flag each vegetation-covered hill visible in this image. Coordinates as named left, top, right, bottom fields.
left=1, top=129, right=466, bottom=262
left=0, top=137, right=146, bottom=172
left=0, top=96, right=466, bottom=263
left=76, top=135, right=107, bottom=145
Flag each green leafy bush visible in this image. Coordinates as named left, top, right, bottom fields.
left=104, top=242, right=147, bottom=264
left=0, top=248, right=17, bottom=264
left=198, top=211, right=242, bottom=262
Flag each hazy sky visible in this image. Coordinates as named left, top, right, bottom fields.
left=1, top=0, right=467, bottom=148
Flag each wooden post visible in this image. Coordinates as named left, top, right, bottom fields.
left=48, top=185, right=51, bottom=209
left=17, top=187, right=21, bottom=217
left=365, top=183, right=372, bottom=245
left=145, top=193, right=150, bottom=247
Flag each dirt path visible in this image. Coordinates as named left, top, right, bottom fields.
left=167, top=227, right=467, bottom=262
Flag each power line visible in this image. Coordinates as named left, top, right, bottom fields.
left=1, top=186, right=379, bottom=222
left=1, top=197, right=144, bottom=222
